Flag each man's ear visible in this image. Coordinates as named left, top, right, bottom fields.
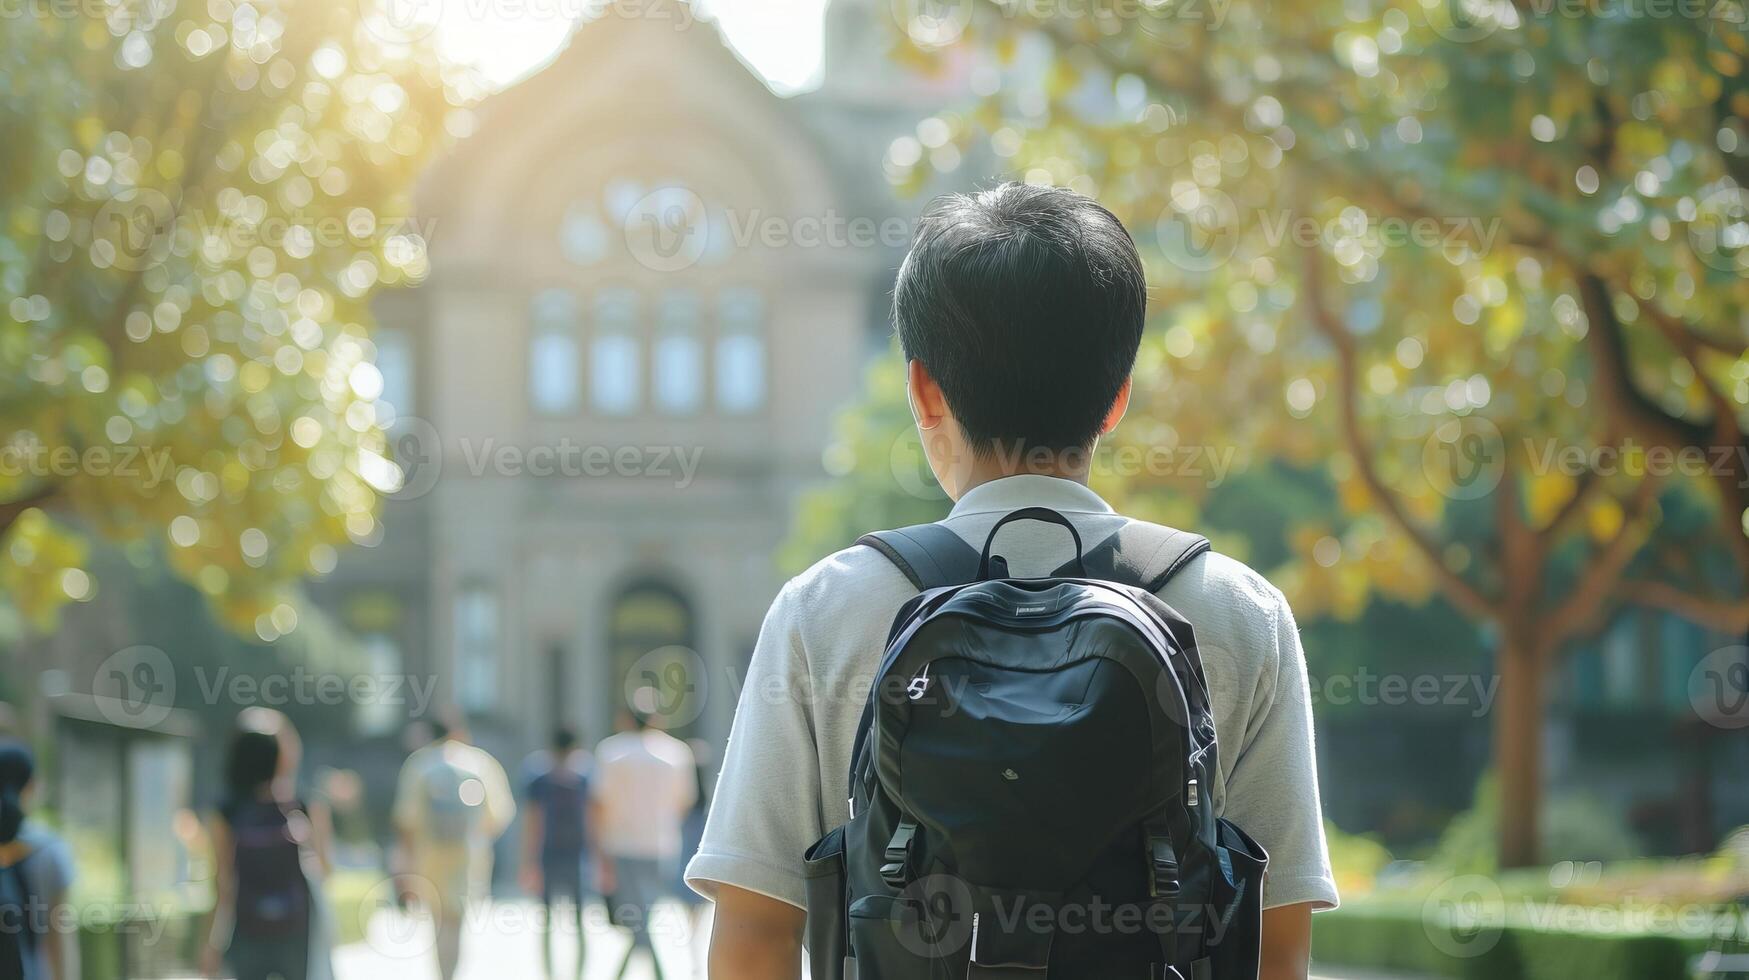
left=1100, top=377, right=1133, bottom=435
left=907, top=358, right=950, bottom=431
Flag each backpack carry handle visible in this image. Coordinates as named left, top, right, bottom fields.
left=978, top=507, right=1085, bottom=579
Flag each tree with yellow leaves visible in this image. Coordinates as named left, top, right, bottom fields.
left=817, top=0, right=1749, bottom=866
left=1, top=0, right=471, bottom=636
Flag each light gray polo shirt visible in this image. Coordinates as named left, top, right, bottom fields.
left=686, top=474, right=1339, bottom=913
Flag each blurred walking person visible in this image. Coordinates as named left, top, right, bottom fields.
left=520, top=727, right=592, bottom=980
left=392, top=718, right=514, bottom=980
left=593, top=711, right=695, bottom=980
left=0, top=741, right=75, bottom=980
left=202, top=712, right=335, bottom=980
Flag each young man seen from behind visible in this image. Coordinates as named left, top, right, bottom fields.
left=687, top=183, right=1338, bottom=979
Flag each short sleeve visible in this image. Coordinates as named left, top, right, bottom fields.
left=25, top=833, right=74, bottom=903
left=1220, top=590, right=1340, bottom=911
left=684, top=580, right=820, bottom=909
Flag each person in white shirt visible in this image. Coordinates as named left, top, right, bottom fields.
left=392, top=719, right=515, bottom=980
left=592, top=711, right=697, bottom=980
left=688, top=183, right=1337, bottom=979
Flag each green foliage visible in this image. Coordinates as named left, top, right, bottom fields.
left=1429, top=774, right=1645, bottom=875
left=1327, top=819, right=1396, bottom=897
left=781, top=353, right=951, bottom=574
left=1311, top=900, right=1712, bottom=980
left=0, top=0, right=468, bottom=636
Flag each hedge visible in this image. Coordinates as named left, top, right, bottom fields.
left=1312, top=900, right=1720, bottom=980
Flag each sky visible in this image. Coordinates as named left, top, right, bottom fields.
left=431, top=0, right=830, bottom=94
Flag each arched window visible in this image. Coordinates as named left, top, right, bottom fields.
left=529, top=289, right=581, bottom=415
left=591, top=288, right=641, bottom=415
left=716, top=287, right=766, bottom=414
left=654, top=290, right=703, bottom=415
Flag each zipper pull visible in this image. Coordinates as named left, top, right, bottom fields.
left=1186, top=778, right=1200, bottom=807
left=906, top=663, right=932, bottom=701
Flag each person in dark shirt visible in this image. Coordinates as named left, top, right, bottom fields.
left=520, top=727, right=592, bottom=980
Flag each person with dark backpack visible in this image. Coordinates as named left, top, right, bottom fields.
left=0, top=741, right=73, bottom=980
left=688, top=183, right=1338, bottom=979
left=203, top=714, right=334, bottom=980
left=521, top=727, right=593, bottom=979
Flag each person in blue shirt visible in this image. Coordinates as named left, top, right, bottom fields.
left=520, top=727, right=593, bottom=980
left=0, top=740, right=75, bottom=980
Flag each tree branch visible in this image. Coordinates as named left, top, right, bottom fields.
left=1301, top=249, right=1499, bottom=622
left=1540, top=477, right=1662, bottom=651
left=0, top=485, right=59, bottom=535
left=1613, top=580, right=1749, bottom=634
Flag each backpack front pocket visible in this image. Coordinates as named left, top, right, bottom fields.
left=1202, top=818, right=1268, bottom=978
left=847, top=894, right=960, bottom=980
left=803, top=826, right=849, bottom=980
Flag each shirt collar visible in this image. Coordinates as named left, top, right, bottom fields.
left=947, top=475, right=1116, bottom=518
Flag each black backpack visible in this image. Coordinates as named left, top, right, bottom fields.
left=803, top=508, right=1268, bottom=980
left=0, top=853, right=41, bottom=980
left=228, top=799, right=313, bottom=940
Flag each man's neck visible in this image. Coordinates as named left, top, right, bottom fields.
left=950, top=444, right=1095, bottom=501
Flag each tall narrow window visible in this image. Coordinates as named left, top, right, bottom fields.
left=654, top=289, right=703, bottom=415
left=373, top=325, right=414, bottom=427
left=592, top=288, right=641, bottom=415
left=455, top=585, right=499, bottom=714
left=716, top=287, right=766, bottom=413
left=529, top=289, right=581, bottom=415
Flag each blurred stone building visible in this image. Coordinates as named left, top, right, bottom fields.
left=315, top=1, right=967, bottom=760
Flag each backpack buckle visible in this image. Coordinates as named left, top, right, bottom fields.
left=879, top=820, right=917, bottom=888
left=1148, top=835, right=1181, bottom=898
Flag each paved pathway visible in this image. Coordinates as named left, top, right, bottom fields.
left=335, top=900, right=1415, bottom=980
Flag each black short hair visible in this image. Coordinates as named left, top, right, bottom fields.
left=893, top=182, right=1147, bottom=456
left=552, top=726, right=578, bottom=752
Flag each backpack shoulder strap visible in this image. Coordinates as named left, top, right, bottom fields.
left=855, top=522, right=981, bottom=591
left=1054, top=519, right=1210, bottom=593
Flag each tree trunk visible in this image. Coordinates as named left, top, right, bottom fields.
left=1496, top=630, right=1544, bottom=868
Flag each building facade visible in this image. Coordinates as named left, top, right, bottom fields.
left=322, top=3, right=965, bottom=758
